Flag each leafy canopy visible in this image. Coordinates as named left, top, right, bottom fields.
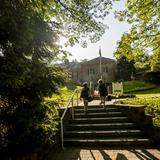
left=0, top=0, right=118, bottom=157
left=114, top=0, right=160, bottom=71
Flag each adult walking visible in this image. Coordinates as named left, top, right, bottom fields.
left=80, top=82, right=90, bottom=114
left=98, top=79, right=108, bottom=107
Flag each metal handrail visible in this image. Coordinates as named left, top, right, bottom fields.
left=61, top=88, right=80, bottom=149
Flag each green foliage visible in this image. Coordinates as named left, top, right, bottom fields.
left=0, top=101, right=59, bottom=155
left=1, top=0, right=115, bottom=157
left=114, top=0, right=160, bottom=71
left=116, top=56, right=136, bottom=81
left=116, top=98, right=160, bottom=127
left=45, top=86, right=73, bottom=107
left=114, top=31, right=150, bottom=71
left=143, top=71, right=160, bottom=85
left=46, top=86, right=81, bottom=107
left=149, top=51, right=160, bottom=72
left=116, top=80, right=160, bottom=127
left=47, top=0, right=117, bottom=46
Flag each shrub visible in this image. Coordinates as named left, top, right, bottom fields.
left=143, top=71, right=160, bottom=84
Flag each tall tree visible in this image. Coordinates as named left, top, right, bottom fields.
left=0, top=0, right=117, bottom=158
left=150, top=50, right=160, bottom=71
left=116, top=56, right=136, bottom=81
left=114, top=0, right=160, bottom=69
left=114, top=32, right=150, bottom=71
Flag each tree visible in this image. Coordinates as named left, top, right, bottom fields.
left=116, top=56, right=136, bottom=81
left=114, top=32, right=150, bottom=71
left=0, top=0, right=117, bottom=158
left=150, top=50, right=160, bottom=71
left=115, top=0, right=160, bottom=70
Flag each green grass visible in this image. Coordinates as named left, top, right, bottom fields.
left=45, top=86, right=81, bottom=108
left=136, top=93, right=160, bottom=97
left=115, top=80, right=160, bottom=127
left=123, top=80, right=157, bottom=93
left=123, top=80, right=160, bottom=98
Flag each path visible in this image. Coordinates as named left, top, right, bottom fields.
left=47, top=100, right=160, bottom=160
left=48, top=147, right=160, bottom=160
left=79, top=99, right=115, bottom=106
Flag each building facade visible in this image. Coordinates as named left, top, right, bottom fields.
left=70, top=57, right=117, bottom=87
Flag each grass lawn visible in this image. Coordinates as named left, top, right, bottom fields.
left=45, top=86, right=81, bottom=108
left=136, top=93, right=160, bottom=97
left=123, top=80, right=156, bottom=93
left=123, top=80, right=160, bottom=94
left=116, top=80, right=160, bottom=127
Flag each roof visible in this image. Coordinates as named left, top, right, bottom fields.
left=81, top=57, right=116, bottom=65
left=56, top=61, right=80, bottom=70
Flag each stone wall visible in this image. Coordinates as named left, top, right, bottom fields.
left=115, top=104, right=160, bottom=145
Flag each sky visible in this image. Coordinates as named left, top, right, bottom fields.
left=64, top=0, right=131, bottom=62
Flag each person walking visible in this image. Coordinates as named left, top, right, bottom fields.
left=98, top=79, right=108, bottom=107
left=80, top=82, right=90, bottom=114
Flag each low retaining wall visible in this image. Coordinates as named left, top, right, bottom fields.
left=19, top=104, right=160, bottom=159
left=115, top=104, right=160, bottom=145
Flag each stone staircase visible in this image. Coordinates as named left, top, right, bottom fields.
left=64, top=105, right=154, bottom=147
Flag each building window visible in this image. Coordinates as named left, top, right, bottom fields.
left=103, top=66, right=108, bottom=73
left=88, top=68, right=95, bottom=75
left=72, top=72, right=78, bottom=79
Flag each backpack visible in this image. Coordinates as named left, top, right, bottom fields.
left=99, top=83, right=108, bottom=96
left=80, top=87, right=89, bottom=98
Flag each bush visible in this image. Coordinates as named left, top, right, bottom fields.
left=110, top=93, right=136, bottom=99
left=0, top=100, right=59, bottom=158
left=143, top=71, right=160, bottom=84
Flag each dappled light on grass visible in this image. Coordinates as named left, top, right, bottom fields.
left=45, top=86, right=81, bottom=108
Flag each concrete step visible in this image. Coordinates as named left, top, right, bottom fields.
left=64, top=137, right=154, bottom=147
left=64, top=104, right=155, bottom=147
left=75, top=104, right=116, bottom=109
left=65, top=129, right=144, bottom=138
left=74, top=107, right=119, bottom=113
left=67, top=123, right=136, bottom=130
left=69, top=117, right=129, bottom=124
left=74, top=112, right=124, bottom=118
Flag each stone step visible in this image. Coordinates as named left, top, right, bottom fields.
left=64, top=137, right=154, bottom=147
left=74, top=107, right=119, bottom=113
left=69, top=117, right=129, bottom=124
left=65, top=129, right=144, bottom=138
left=74, top=112, right=124, bottom=118
left=67, top=123, right=136, bottom=130
left=64, top=104, right=155, bottom=147
left=75, top=105, right=118, bottom=110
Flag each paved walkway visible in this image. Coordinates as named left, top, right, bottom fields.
left=48, top=147, right=160, bottom=160
left=48, top=100, right=160, bottom=160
